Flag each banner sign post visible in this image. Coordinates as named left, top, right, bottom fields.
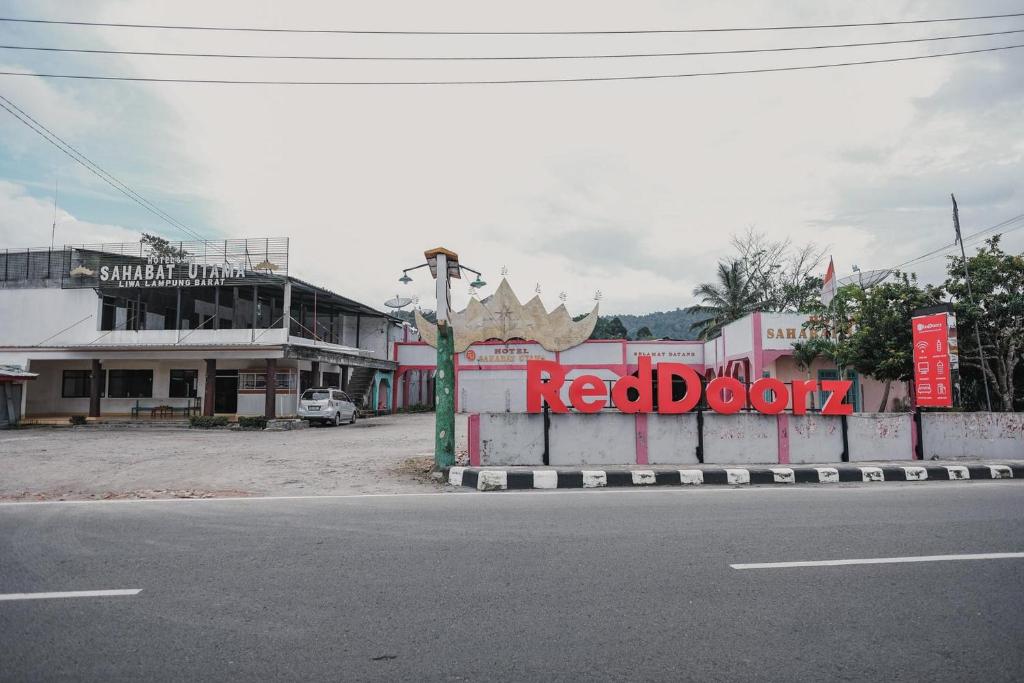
left=912, top=312, right=954, bottom=408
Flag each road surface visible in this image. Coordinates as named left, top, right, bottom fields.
left=2, top=482, right=1022, bottom=681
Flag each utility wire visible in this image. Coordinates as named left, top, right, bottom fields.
left=0, top=93, right=206, bottom=241
left=1, top=11, right=1022, bottom=35
left=889, top=213, right=1024, bottom=272
left=0, top=43, right=1021, bottom=85
left=2, top=28, right=1022, bottom=61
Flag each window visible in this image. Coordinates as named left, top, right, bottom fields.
left=239, top=371, right=295, bottom=391
left=62, top=369, right=105, bottom=398
left=169, top=369, right=198, bottom=398
left=108, top=369, right=153, bottom=398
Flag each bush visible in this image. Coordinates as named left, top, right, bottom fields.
left=189, top=415, right=229, bottom=429
left=237, top=416, right=268, bottom=430
left=68, top=415, right=87, bottom=426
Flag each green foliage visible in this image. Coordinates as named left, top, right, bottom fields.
left=68, top=415, right=87, bottom=426
left=141, top=233, right=189, bottom=260
left=634, top=326, right=654, bottom=339
left=237, top=415, right=268, bottom=430
left=943, top=236, right=1024, bottom=411
left=686, top=260, right=761, bottom=339
left=587, top=315, right=629, bottom=340
left=189, top=415, right=229, bottom=429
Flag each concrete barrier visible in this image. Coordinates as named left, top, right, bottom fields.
left=469, top=410, right=1021, bottom=467
left=921, top=412, right=1024, bottom=459
left=702, top=413, right=777, bottom=464
left=848, top=413, right=913, bottom=461
left=549, top=412, right=636, bottom=466
left=646, top=413, right=700, bottom=465
left=787, top=414, right=843, bottom=464
left=479, top=413, right=544, bottom=466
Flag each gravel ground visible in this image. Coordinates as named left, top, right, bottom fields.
left=0, top=413, right=466, bottom=500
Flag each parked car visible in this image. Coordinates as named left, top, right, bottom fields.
left=298, top=387, right=357, bottom=426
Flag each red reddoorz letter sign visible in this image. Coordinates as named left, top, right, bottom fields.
left=526, top=358, right=853, bottom=415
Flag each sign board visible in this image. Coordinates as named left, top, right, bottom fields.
left=61, top=237, right=289, bottom=289
left=526, top=358, right=854, bottom=416
left=912, top=312, right=953, bottom=408
left=462, top=343, right=553, bottom=366
left=626, top=343, right=701, bottom=364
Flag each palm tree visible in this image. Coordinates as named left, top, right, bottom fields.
left=686, top=260, right=760, bottom=339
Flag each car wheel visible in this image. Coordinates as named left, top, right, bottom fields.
left=331, top=413, right=340, bottom=427
left=350, top=411, right=357, bottom=425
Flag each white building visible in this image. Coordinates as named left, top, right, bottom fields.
left=0, top=238, right=403, bottom=421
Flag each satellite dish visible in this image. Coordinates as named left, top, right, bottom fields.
left=838, top=269, right=893, bottom=289
left=385, top=295, right=413, bottom=309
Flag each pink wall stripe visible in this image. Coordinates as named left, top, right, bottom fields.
left=635, top=413, right=649, bottom=465
left=776, top=413, right=790, bottom=464
left=468, top=413, right=481, bottom=466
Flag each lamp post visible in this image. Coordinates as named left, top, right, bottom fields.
left=400, top=248, right=485, bottom=469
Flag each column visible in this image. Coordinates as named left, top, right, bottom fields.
left=265, top=358, right=277, bottom=419
left=341, top=366, right=349, bottom=391
left=311, top=360, right=320, bottom=388
left=203, top=358, right=216, bottom=416
left=89, top=359, right=102, bottom=418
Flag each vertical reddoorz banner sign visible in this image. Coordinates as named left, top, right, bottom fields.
left=525, top=358, right=854, bottom=415
left=912, top=312, right=954, bottom=408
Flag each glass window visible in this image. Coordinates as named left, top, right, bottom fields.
left=239, top=371, right=294, bottom=390
left=169, top=369, right=198, bottom=398
left=302, top=389, right=331, bottom=401
left=62, top=369, right=105, bottom=398
left=108, top=369, right=153, bottom=398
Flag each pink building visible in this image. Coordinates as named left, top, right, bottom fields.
left=393, top=311, right=908, bottom=414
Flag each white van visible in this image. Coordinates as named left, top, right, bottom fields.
left=298, top=388, right=357, bottom=426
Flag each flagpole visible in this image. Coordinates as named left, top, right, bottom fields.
left=951, top=194, right=992, bottom=412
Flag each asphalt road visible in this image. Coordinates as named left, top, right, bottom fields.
left=2, top=483, right=1023, bottom=681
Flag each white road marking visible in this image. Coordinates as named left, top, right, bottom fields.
left=0, top=589, right=142, bottom=601
left=731, top=552, right=1024, bottom=570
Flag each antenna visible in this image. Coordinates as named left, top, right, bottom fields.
left=50, top=175, right=58, bottom=250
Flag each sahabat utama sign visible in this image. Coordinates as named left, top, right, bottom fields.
left=526, top=357, right=854, bottom=416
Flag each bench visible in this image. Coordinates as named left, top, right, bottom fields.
left=131, top=398, right=202, bottom=418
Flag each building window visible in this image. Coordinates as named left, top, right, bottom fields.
left=169, top=369, right=198, bottom=398
left=108, top=369, right=153, bottom=398
left=62, top=369, right=105, bottom=398
left=239, top=371, right=295, bottom=391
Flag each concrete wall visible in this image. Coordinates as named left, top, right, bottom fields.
left=549, top=412, right=636, bottom=466
left=469, top=410, right=1022, bottom=466
left=788, top=414, right=843, bottom=464
left=459, top=370, right=527, bottom=413
left=0, top=287, right=99, bottom=345
left=921, top=412, right=1024, bottom=459
left=848, top=413, right=913, bottom=461
left=703, top=413, right=777, bottom=464
left=479, top=413, right=545, bottom=466
left=646, top=413, right=700, bottom=465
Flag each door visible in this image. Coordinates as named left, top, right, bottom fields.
left=215, top=370, right=239, bottom=413
left=817, top=368, right=860, bottom=412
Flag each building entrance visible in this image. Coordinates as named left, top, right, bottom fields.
left=215, top=370, right=239, bottom=413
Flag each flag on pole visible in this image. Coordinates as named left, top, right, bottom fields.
left=820, top=257, right=837, bottom=307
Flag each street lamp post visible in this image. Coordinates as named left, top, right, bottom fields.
left=400, top=248, right=485, bottom=470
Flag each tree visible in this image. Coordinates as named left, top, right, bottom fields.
left=843, top=275, right=941, bottom=411
left=635, top=326, right=654, bottom=339
left=943, top=236, right=1024, bottom=411
left=731, top=228, right=827, bottom=312
left=141, top=233, right=189, bottom=260
left=583, top=315, right=629, bottom=340
left=686, top=260, right=761, bottom=339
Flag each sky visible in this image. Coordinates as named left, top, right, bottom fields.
left=0, top=0, right=1022, bottom=316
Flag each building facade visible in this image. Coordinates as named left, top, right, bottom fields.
left=0, top=239, right=401, bottom=420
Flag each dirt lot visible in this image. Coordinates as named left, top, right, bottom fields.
left=0, top=413, right=467, bottom=500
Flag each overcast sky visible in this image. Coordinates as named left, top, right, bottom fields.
left=1, top=0, right=1022, bottom=315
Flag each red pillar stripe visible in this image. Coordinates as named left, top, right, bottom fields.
left=468, top=413, right=481, bottom=466
left=635, top=412, right=649, bottom=465
left=776, top=413, right=790, bottom=464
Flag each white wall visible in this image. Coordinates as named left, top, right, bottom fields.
left=0, top=288, right=99, bottom=346
left=921, top=412, right=1024, bottom=459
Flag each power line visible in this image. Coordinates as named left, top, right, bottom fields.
left=1, top=11, right=1022, bottom=35
left=0, top=93, right=206, bottom=241
left=889, top=213, right=1024, bottom=272
left=0, top=42, right=1021, bottom=85
left=2, top=28, right=1022, bottom=61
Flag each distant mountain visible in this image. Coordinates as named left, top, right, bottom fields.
left=605, top=308, right=702, bottom=340
left=396, top=306, right=701, bottom=341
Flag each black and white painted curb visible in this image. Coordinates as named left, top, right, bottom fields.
left=448, top=464, right=1024, bottom=491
